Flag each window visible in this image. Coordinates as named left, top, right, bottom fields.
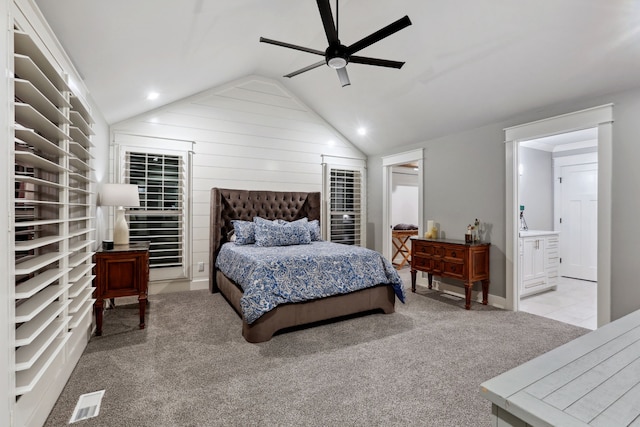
left=329, top=168, right=362, bottom=245
left=322, top=157, right=366, bottom=246
left=124, top=151, right=186, bottom=277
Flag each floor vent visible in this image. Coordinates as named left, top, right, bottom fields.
left=69, top=390, right=105, bottom=423
left=441, top=293, right=462, bottom=301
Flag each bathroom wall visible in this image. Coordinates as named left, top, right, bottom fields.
left=519, top=147, right=553, bottom=230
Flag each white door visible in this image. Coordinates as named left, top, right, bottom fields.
left=560, top=163, right=597, bottom=281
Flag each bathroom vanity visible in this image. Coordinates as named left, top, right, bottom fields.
left=519, top=230, right=559, bottom=297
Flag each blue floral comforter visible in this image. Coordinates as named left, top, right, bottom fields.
left=216, top=241, right=406, bottom=324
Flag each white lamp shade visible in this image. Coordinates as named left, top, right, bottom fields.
left=100, top=183, right=140, bottom=207
left=100, top=183, right=140, bottom=245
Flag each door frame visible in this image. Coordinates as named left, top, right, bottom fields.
left=382, top=149, right=424, bottom=262
left=504, top=104, right=613, bottom=327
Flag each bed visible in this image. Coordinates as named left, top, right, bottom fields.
left=210, top=188, right=404, bottom=343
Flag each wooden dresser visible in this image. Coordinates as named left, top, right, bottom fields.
left=410, top=238, right=490, bottom=310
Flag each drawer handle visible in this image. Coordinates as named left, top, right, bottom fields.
left=451, top=252, right=456, bottom=257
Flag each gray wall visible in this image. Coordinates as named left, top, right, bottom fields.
left=368, top=85, right=640, bottom=320
left=368, top=123, right=507, bottom=297
left=519, top=147, right=553, bottom=230
left=608, top=88, right=640, bottom=319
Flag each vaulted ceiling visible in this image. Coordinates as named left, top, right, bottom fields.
left=35, top=0, right=640, bottom=155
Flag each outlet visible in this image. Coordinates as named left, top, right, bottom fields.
left=197, top=262, right=205, bottom=272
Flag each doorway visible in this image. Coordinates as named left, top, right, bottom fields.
left=382, top=149, right=424, bottom=271
left=517, top=130, right=598, bottom=329
left=504, top=104, right=613, bottom=329
left=390, top=164, right=420, bottom=269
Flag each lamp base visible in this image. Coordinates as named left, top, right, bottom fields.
left=113, top=206, right=130, bottom=245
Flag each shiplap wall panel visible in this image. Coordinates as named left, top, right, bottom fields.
left=112, top=76, right=363, bottom=288
left=121, top=120, right=356, bottom=158
left=193, top=96, right=317, bottom=122
left=192, top=154, right=323, bottom=175
left=162, top=103, right=334, bottom=134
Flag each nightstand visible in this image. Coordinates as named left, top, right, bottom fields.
left=94, top=242, right=150, bottom=336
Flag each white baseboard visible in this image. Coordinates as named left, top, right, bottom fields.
left=414, top=277, right=506, bottom=309
left=189, top=278, right=209, bottom=291
left=148, top=278, right=209, bottom=294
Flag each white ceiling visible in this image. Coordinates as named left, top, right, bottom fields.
left=521, top=128, right=598, bottom=152
left=34, top=0, right=640, bottom=155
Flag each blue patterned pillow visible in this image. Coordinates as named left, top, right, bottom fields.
left=254, top=217, right=311, bottom=247
left=307, top=219, right=321, bottom=241
left=231, top=220, right=255, bottom=245
left=274, top=218, right=321, bottom=241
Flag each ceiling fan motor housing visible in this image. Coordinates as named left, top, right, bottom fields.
left=326, top=43, right=348, bottom=69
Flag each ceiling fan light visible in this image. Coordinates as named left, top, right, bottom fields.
left=328, top=57, right=347, bottom=69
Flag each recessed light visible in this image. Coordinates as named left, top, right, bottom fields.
left=357, top=127, right=366, bottom=136
left=147, top=92, right=159, bottom=100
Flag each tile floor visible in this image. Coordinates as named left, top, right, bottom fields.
left=397, top=266, right=597, bottom=330
left=519, top=277, right=597, bottom=330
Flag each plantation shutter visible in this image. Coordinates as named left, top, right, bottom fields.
left=12, top=26, right=96, bottom=411
left=124, top=151, right=186, bottom=278
left=322, top=157, right=366, bottom=246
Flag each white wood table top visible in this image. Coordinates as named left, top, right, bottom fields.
left=480, top=309, right=640, bottom=427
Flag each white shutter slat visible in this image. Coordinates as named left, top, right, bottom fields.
left=13, top=54, right=70, bottom=108
left=15, top=333, right=70, bottom=396
left=68, top=300, right=95, bottom=330
left=15, top=285, right=66, bottom=323
left=15, top=300, right=68, bottom=346
left=15, top=235, right=66, bottom=251
left=68, top=276, right=95, bottom=299
left=68, top=252, right=92, bottom=268
left=15, top=319, right=66, bottom=371
left=15, top=268, right=68, bottom=299
left=68, top=287, right=94, bottom=314
left=68, top=264, right=94, bottom=283
left=15, top=252, right=68, bottom=276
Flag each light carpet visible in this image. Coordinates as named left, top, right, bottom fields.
left=44, top=282, right=586, bottom=426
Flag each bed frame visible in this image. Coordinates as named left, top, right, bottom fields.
left=210, top=188, right=396, bottom=343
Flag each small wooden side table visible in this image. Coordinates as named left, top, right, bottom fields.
left=94, top=242, right=150, bottom=336
left=392, top=229, right=419, bottom=269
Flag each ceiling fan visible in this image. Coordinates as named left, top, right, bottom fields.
left=260, top=0, right=412, bottom=87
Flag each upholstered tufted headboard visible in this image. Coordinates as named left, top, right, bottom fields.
left=209, top=188, right=321, bottom=292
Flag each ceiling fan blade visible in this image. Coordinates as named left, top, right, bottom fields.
left=284, top=61, right=326, bottom=78
left=349, top=55, right=405, bottom=69
left=317, top=0, right=338, bottom=44
left=346, top=15, right=412, bottom=55
left=259, top=37, right=324, bottom=56
left=336, top=67, right=350, bottom=87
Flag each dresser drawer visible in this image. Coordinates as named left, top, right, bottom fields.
left=414, top=242, right=441, bottom=257
left=442, top=261, right=465, bottom=279
left=443, top=246, right=464, bottom=261
left=413, top=256, right=432, bottom=270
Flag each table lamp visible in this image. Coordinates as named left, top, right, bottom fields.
left=100, top=183, right=140, bottom=245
